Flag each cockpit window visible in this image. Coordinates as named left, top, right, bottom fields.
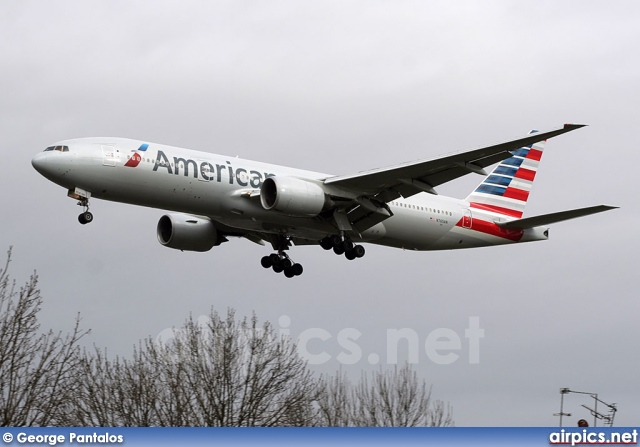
left=44, top=145, right=69, bottom=152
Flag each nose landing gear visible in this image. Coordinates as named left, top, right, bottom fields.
left=68, top=188, right=94, bottom=225
left=78, top=211, right=93, bottom=225
left=76, top=197, right=93, bottom=225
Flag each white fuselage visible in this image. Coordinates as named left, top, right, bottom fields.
left=32, top=137, right=547, bottom=251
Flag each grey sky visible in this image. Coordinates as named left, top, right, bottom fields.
left=1, top=0, right=638, bottom=426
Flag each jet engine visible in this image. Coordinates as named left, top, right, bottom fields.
left=260, top=176, right=330, bottom=216
left=157, top=213, right=219, bottom=252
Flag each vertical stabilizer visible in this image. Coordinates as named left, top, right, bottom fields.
left=465, top=130, right=545, bottom=219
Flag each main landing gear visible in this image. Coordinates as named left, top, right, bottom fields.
left=320, top=235, right=365, bottom=261
left=77, top=197, right=93, bottom=225
left=261, top=252, right=304, bottom=278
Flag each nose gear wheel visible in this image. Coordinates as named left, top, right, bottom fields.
left=76, top=197, right=93, bottom=225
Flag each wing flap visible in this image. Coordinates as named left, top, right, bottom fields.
left=495, top=205, right=618, bottom=230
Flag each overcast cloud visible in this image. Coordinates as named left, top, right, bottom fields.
left=1, top=0, right=638, bottom=426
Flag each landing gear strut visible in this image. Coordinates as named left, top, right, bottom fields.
left=77, top=197, right=93, bottom=225
left=320, top=235, right=365, bottom=261
left=260, top=252, right=304, bottom=278
left=260, top=235, right=303, bottom=278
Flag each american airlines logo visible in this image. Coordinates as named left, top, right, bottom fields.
left=123, top=143, right=149, bottom=168
left=126, top=146, right=275, bottom=187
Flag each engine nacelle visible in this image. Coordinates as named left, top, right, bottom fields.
left=260, top=176, right=329, bottom=216
left=157, top=214, right=219, bottom=252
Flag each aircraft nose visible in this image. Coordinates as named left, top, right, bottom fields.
left=31, top=152, right=48, bottom=174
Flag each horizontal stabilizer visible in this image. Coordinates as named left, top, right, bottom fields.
left=495, top=205, right=619, bottom=230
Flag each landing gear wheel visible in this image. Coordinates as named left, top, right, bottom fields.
left=263, top=237, right=303, bottom=277
left=261, top=256, right=272, bottom=268
left=354, top=245, right=365, bottom=258
left=343, top=239, right=354, bottom=251
left=262, top=254, right=303, bottom=277
left=75, top=195, right=93, bottom=225
left=333, top=244, right=345, bottom=255
left=320, top=237, right=333, bottom=250
left=78, top=211, right=93, bottom=225
left=283, top=262, right=303, bottom=278
left=345, top=250, right=357, bottom=260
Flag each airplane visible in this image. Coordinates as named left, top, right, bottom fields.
left=32, top=124, right=617, bottom=278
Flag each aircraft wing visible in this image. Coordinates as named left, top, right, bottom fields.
left=324, top=124, right=585, bottom=202
left=495, top=205, right=619, bottom=230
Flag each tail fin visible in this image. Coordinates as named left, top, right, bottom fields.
left=465, top=130, right=545, bottom=219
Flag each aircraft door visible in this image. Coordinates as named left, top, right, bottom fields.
left=101, top=145, right=118, bottom=167
left=462, top=208, right=472, bottom=228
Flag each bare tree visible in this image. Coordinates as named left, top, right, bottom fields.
left=70, top=345, right=164, bottom=426
left=0, top=247, right=453, bottom=427
left=73, top=315, right=453, bottom=427
left=316, top=369, right=354, bottom=426
left=71, top=309, right=318, bottom=426
left=316, top=364, right=454, bottom=427
left=156, top=309, right=318, bottom=426
left=0, top=248, right=88, bottom=426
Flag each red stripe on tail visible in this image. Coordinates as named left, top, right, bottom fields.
left=456, top=217, right=524, bottom=241
left=470, top=202, right=523, bottom=218
left=515, top=168, right=536, bottom=181
left=526, top=148, right=543, bottom=161
left=503, top=187, right=529, bottom=202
